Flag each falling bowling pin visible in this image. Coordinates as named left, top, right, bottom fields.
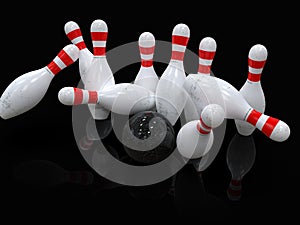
left=184, top=74, right=290, bottom=142
left=155, top=23, right=190, bottom=125
left=226, top=133, right=256, bottom=201
left=64, top=21, right=93, bottom=84
left=198, top=37, right=217, bottom=75
left=0, top=44, right=79, bottom=119
left=235, top=44, right=267, bottom=136
left=58, top=83, right=155, bottom=115
left=85, top=19, right=115, bottom=120
left=134, top=32, right=159, bottom=93
left=176, top=104, right=225, bottom=159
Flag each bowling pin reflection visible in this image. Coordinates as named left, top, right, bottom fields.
left=226, top=133, right=256, bottom=201
left=13, top=160, right=94, bottom=188
left=79, top=116, right=112, bottom=151
left=174, top=164, right=229, bottom=218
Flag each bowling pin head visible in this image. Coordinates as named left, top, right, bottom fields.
left=197, top=103, right=225, bottom=134
left=58, top=87, right=98, bottom=105
left=248, top=44, right=268, bottom=82
left=64, top=21, right=87, bottom=50
left=139, top=32, right=155, bottom=67
left=90, top=19, right=108, bottom=57
left=198, top=37, right=217, bottom=75
left=46, top=44, right=80, bottom=76
left=171, top=23, right=190, bottom=61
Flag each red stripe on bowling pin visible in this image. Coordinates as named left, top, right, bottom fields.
left=90, top=20, right=108, bottom=57
left=66, top=29, right=87, bottom=50
left=46, top=45, right=78, bottom=75
left=247, top=44, right=268, bottom=82
left=196, top=117, right=212, bottom=135
left=139, top=46, right=155, bottom=67
left=246, top=109, right=280, bottom=137
left=198, top=37, right=217, bottom=75
left=73, top=88, right=98, bottom=105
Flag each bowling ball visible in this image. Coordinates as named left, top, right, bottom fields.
left=122, top=111, right=176, bottom=165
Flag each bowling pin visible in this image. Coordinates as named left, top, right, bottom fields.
left=64, top=21, right=93, bottom=84
left=85, top=19, right=115, bottom=120
left=182, top=37, right=217, bottom=123
left=235, top=44, right=267, bottom=136
left=155, top=23, right=190, bottom=125
left=58, top=83, right=155, bottom=115
left=134, top=32, right=159, bottom=93
left=0, top=44, right=79, bottom=120
left=176, top=104, right=225, bottom=159
left=184, top=74, right=290, bottom=142
left=226, top=133, right=256, bottom=201
left=13, top=160, right=94, bottom=187
left=198, top=37, right=217, bottom=75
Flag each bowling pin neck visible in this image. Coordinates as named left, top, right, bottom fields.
left=196, top=118, right=212, bottom=135
left=198, top=49, right=216, bottom=75
left=245, top=109, right=290, bottom=142
left=171, top=35, right=189, bottom=62
left=91, top=31, right=107, bottom=57
left=139, top=45, right=154, bottom=67
left=247, top=57, right=266, bottom=82
left=46, top=45, right=79, bottom=76
left=66, top=28, right=87, bottom=50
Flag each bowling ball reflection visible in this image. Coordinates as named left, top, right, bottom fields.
left=122, top=111, right=176, bottom=165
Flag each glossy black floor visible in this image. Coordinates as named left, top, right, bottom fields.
left=1, top=3, right=297, bottom=221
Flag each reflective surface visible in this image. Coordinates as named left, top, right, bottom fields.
left=1, top=7, right=296, bottom=221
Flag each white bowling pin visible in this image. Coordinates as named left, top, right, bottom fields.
left=226, top=133, right=256, bottom=201
left=134, top=32, right=159, bottom=93
left=182, top=37, right=217, bottom=123
left=184, top=74, right=290, bottom=142
left=58, top=83, right=155, bottom=115
left=198, top=37, right=217, bottom=75
left=155, top=23, right=190, bottom=125
left=176, top=104, right=225, bottom=159
left=235, top=44, right=267, bottom=136
left=64, top=21, right=93, bottom=84
left=0, top=44, right=79, bottom=120
left=85, top=19, right=115, bottom=120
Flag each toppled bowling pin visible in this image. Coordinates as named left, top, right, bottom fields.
left=0, top=44, right=79, bottom=119
left=184, top=74, right=290, bottom=142
left=58, top=83, right=155, bottom=115
left=176, top=104, right=225, bottom=159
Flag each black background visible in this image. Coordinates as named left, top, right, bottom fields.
left=1, top=2, right=297, bottom=222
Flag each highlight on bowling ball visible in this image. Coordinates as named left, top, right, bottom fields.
left=121, top=111, right=176, bottom=165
